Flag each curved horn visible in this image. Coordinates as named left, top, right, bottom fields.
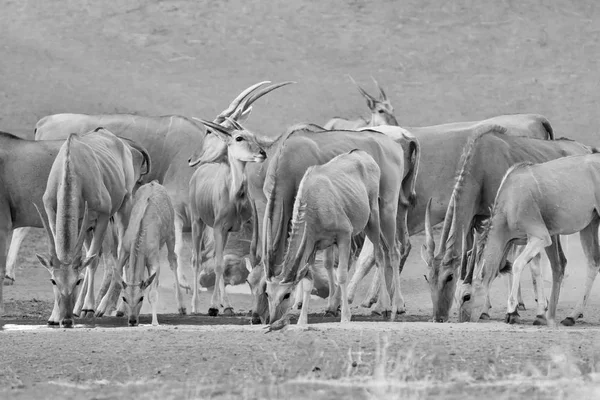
left=224, top=116, right=245, bottom=132
left=348, top=75, right=376, bottom=102
left=264, top=213, right=273, bottom=280
left=73, top=202, right=90, bottom=260
left=249, top=198, right=259, bottom=268
left=232, top=81, right=296, bottom=121
left=459, top=228, right=468, bottom=277
left=442, top=198, right=459, bottom=261
left=371, top=76, right=387, bottom=101
left=33, top=203, right=56, bottom=258
left=213, top=81, right=271, bottom=123
left=424, top=198, right=435, bottom=259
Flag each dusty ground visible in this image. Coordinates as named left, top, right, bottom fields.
left=2, top=0, right=600, bottom=399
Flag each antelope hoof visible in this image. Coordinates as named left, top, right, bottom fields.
left=396, top=308, right=406, bottom=315
left=178, top=307, right=187, bottom=315
left=324, top=309, right=338, bottom=317
left=95, top=310, right=105, bottom=318
left=504, top=311, right=520, bottom=324
left=223, top=307, right=234, bottom=316
left=116, top=310, right=125, bottom=318
left=208, top=307, right=219, bottom=317
left=47, top=320, right=59, bottom=326
left=81, top=309, right=95, bottom=318
left=560, top=317, right=576, bottom=327
left=533, top=315, right=547, bottom=326
left=3, top=276, right=14, bottom=286
left=479, top=313, right=490, bottom=320
left=517, top=303, right=526, bottom=311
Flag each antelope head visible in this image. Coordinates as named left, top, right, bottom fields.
left=121, top=272, right=157, bottom=327
left=34, top=202, right=93, bottom=328
left=245, top=258, right=269, bottom=324
left=194, top=119, right=267, bottom=164
left=189, top=81, right=295, bottom=167
left=349, top=75, right=398, bottom=127
left=264, top=223, right=311, bottom=325
left=421, top=197, right=464, bottom=323
left=265, top=276, right=296, bottom=325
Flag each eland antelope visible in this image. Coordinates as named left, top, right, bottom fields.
left=345, top=115, right=555, bottom=311
left=188, top=118, right=267, bottom=316
left=118, top=181, right=185, bottom=326
left=266, top=150, right=384, bottom=325
left=0, top=131, right=146, bottom=323
left=261, top=128, right=408, bottom=322
left=465, top=151, right=600, bottom=327
left=12, top=81, right=291, bottom=299
left=323, top=76, right=398, bottom=130
left=422, top=134, right=594, bottom=323
left=36, top=128, right=142, bottom=326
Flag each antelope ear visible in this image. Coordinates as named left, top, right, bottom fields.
left=365, top=97, right=376, bottom=110
left=142, top=272, right=157, bottom=289
left=36, top=254, right=52, bottom=271
left=192, top=118, right=232, bottom=143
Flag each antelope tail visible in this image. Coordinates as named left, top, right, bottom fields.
left=399, top=138, right=420, bottom=208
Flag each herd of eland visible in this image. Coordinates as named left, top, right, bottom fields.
left=2, top=77, right=599, bottom=330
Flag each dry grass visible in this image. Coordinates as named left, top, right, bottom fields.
left=20, top=331, right=600, bottom=400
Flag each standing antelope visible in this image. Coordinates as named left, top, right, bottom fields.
left=420, top=134, right=592, bottom=323
left=35, top=128, right=140, bottom=326
left=188, top=118, right=267, bottom=316
left=11, top=81, right=291, bottom=307
left=118, top=181, right=185, bottom=326
left=323, top=76, right=398, bottom=130
left=466, top=152, right=600, bottom=327
left=344, top=115, right=555, bottom=314
left=261, top=128, right=407, bottom=323
left=266, top=150, right=384, bottom=325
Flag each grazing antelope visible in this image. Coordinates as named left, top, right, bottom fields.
left=345, top=115, right=555, bottom=313
left=466, top=151, right=600, bottom=327
left=421, top=134, right=594, bottom=323
left=199, top=106, right=554, bottom=324
left=35, top=128, right=141, bottom=326
left=0, top=130, right=146, bottom=323
left=118, top=181, right=185, bottom=326
left=188, top=118, right=267, bottom=316
left=15, top=81, right=291, bottom=302
left=267, top=150, right=384, bottom=325
left=261, top=127, right=407, bottom=323
left=323, top=76, right=398, bottom=130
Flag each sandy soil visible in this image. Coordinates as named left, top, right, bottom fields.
left=2, top=0, right=600, bottom=398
